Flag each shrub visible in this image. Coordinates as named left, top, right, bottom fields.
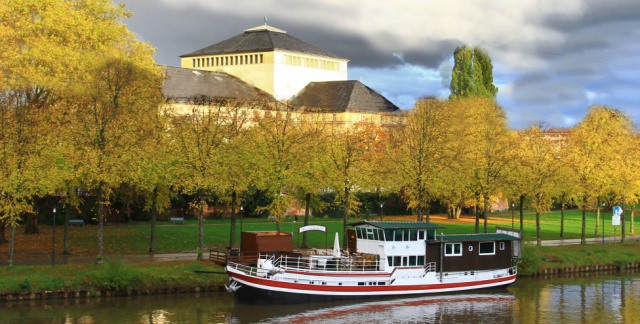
left=94, top=257, right=139, bottom=292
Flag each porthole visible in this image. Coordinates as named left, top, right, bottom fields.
left=468, top=246, right=473, bottom=252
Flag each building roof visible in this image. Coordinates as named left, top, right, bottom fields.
left=290, top=80, right=400, bottom=113
left=350, top=221, right=444, bottom=230
left=162, top=66, right=276, bottom=103
left=180, top=25, right=346, bottom=61
left=427, top=233, right=521, bottom=242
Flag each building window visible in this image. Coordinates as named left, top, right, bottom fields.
left=479, top=242, right=495, bottom=255
left=445, top=243, right=462, bottom=256
left=260, top=54, right=263, bottom=64
left=192, top=59, right=196, bottom=67
left=499, top=242, right=505, bottom=250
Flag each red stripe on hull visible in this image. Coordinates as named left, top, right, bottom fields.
left=229, top=270, right=516, bottom=293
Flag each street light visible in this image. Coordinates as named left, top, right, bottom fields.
left=511, top=202, right=515, bottom=229
left=380, top=202, right=384, bottom=221
left=52, top=206, right=57, bottom=266
left=239, top=206, right=244, bottom=251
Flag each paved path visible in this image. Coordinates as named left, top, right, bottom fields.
left=3, top=234, right=640, bottom=266
left=0, top=252, right=199, bottom=267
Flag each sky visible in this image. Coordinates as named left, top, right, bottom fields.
left=115, top=0, right=640, bottom=129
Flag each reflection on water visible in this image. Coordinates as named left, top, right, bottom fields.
left=1, top=270, right=639, bottom=323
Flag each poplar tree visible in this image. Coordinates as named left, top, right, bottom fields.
left=449, top=45, right=498, bottom=100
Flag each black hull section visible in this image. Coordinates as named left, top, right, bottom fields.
left=233, top=282, right=514, bottom=305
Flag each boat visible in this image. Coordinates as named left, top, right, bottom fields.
left=225, top=221, right=521, bottom=304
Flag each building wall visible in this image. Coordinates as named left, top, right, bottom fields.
left=273, top=50, right=348, bottom=101
left=181, top=52, right=276, bottom=97
left=426, top=240, right=513, bottom=272
left=181, top=50, right=348, bottom=101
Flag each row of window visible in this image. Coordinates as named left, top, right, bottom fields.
left=444, top=242, right=505, bottom=256
left=283, top=54, right=340, bottom=71
left=355, top=228, right=436, bottom=242
left=387, top=255, right=425, bottom=267
left=192, top=54, right=264, bottom=68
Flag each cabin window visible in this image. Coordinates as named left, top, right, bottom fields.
left=384, top=229, right=393, bottom=241
left=500, top=242, right=505, bottom=250
left=394, top=229, right=403, bottom=241
left=356, top=228, right=363, bottom=239
left=418, top=230, right=425, bottom=240
left=427, top=230, right=436, bottom=240
left=445, top=243, right=462, bottom=256
left=378, top=229, right=385, bottom=241
left=417, top=256, right=425, bottom=266
left=479, top=242, right=495, bottom=255
left=393, top=256, right=401, bottom=267
left=409, top=230, right=417, bottom=241
left=409, top=256, right=417, bottom=266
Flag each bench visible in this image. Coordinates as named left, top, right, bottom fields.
left=170, top=217, right=185, bottom=224
left=268, top=216, right=276, bottom=222
left=68, top=219, right=84, bottom=227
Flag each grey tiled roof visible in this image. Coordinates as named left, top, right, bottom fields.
left=290, top=81, right=400, bottom=113
left=162, top=66, right=276, bottom=103
left=180, top=27, right=346, bottom=60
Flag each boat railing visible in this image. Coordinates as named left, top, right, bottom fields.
left=259, top=253, right=383, bottom=273
left=422, top=262, right=436, bottom=276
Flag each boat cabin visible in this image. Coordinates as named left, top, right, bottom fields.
left=350, top=221, right=521, bottom=272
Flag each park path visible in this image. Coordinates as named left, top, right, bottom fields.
left=3, top=234, right=640, bottom=266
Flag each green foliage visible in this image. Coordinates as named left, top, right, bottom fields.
left=449, top=45, right=498, bottom=100
left=95, top=257, right=138, bottom=292
left=519, top=245, right=543, bottom=276
left=19, top=278, right=31, bottom=291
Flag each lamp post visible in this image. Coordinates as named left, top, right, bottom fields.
left=239, top=206, right=244, bottom=251
left=511, top=202, right=515, bottom=229
left=52, top=206, right=57, bottom=266
left=380, top=202, right=384, bottom=221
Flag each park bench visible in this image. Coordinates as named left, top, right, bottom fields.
left=170, top=217, right=185, bottom=224
left=68, top=219, right=85, bottom=227
left=268, top=215, right=276, bottom=222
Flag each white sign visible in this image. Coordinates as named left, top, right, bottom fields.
left=613, top=206, right=622, bottom=226
left=613, top=215, right=621, bottom=226
left=299, top=225, right=327, bottom=233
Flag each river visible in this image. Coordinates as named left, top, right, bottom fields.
left=1, top=270, right=639, bottom=323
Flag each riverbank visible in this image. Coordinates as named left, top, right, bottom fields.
left=0, top=258, right=227, bottom=301
left=520, top=241, right=640, bottom=275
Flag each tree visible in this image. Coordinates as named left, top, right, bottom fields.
left=449, top=45, right=498, bottom=100
left=395, top=98, right=448, bottom=222
left=517, top=126, right=562, bottom=246
left=566, top=106, right=625, bottom=244
left=447, top=98, right=513, bottom=233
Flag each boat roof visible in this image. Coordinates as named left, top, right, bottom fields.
left=349, top=221, right=444, bottom=230
left=427, top=233, right=520, bottom=242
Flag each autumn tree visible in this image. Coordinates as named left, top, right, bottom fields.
left=566, top=106, right=628, bottom=244
left=447, top=98, right=513, bottom=233
left=395, top=97, right=448, bottom=222
left=516, top=126, right=562, bottom=246
left=449, top=45, right=498, bottom=100
left=322, top=122, right=382, bottom=249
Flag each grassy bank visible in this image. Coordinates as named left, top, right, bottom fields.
left=0, top=258, right=227, bottom=296
left=519, top=241, right=640, bottom=275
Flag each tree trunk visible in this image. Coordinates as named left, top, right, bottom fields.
left=8, top=226, right=16, bottom=267
left=229, top=190, right=237, bottom=248
left=475, top=205, right=480, bottom=234
left=63, top=204, right=70, bottom=255
left=425, top=203, right=431, bottom=223
left=302, top=193, right=311, bottom=248
left=631, top=206, right=635, bottom=234
left=536, top=210, right=541, bottom=247
left=519, top=195, right=524, bottom=240
left=417, top=205, right=423, bottom=222
left=560, top=193, right=565, bottom=238
left=149, top=206, right=157, bottom=253
left=622, top=195, right=626, bottom=242
left=343, top=187, right=350, bottom=250
left=98, top=186, right=105, bottom=263
left=595, top=197, right=600, bottom=235
left=581, top=195, right=587, bottom=245
left=483, top=196, right=489, bottom=234
left=0, top=219, right=7, bottom=244
left=198, top=189, right=205, bottom=259
left=24, top=201, right=39, bottom=234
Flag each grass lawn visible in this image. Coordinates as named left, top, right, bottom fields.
left=1, top=210, right=637, bottom=259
